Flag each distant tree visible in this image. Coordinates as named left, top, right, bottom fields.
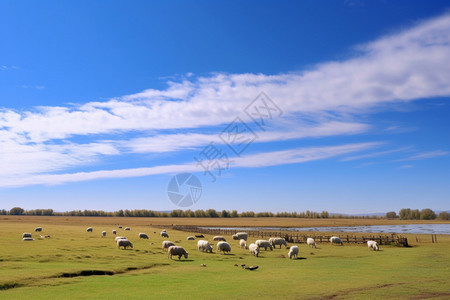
left=206, top=209, right=219, bottom=218
left=9, top=207, right=24, bottom=215
left=320, top=211, right=329, bottom=218
left=385, top=211, right=398, bottom=219
left=420, top=208, right=436, bottom=220
left=221, top=210, right=230, bottom=218
left=230, top=210, right=239, bottom=218
left=399, top=208, right=411, bottom=220
left=438, top=211, right=450, bottom=220
left=411, top=209, right=421, bottom=220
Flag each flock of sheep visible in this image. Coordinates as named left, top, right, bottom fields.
left=22, top=226, right=380, bottom=261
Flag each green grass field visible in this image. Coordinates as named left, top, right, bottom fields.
left=0, top=217, right=449, bottom=299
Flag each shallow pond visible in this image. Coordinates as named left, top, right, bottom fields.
left=200, top=224, right=450, bottom=234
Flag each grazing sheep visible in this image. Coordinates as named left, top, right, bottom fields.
left=307, top=238, right=316, bottom=248
left=197, top=240, right=213, bottom=253
left=39, top=235, right=50, bottom=239
left=139, top=233, right=149, bottom=239
left=167, top=246, right=188, bottom=260
left=255, top=240, right=273, bottom=251
left=249, top=243, right=260, bottom=257
left=330, top=236, right=343, bottom=246
left=117, top=239, right=133, bottom=249
left=232, top=232, right=248, bottom=241
left=102, top=231, right=106, bottom=237
left=115, top=236, right=127, bottom=242
left=187, top=236, right=195, bottom=240
left=34, top=227, right=42, bottom=232
left=124, top=227, right=130, bottom=231
left=118, top=226, right=123, bottom=229
left=22, top=233, right=32, bottom=239
left=112, top=230, right=117, bottom=235
left=23, top=237, right=34, bottom=241
left=269, top=237, right=288, bottom=249
left=87, top=227, right=93, bottom=232
left=195, top=234, right=204, bottom=238
left=213, top=236, right=226, bottom=241
left=367, top=240, right=379, bottom=251
left=240, top=239, right=247, bottom=249
left=161, top=232, right=169, bottom=238
left=216, top=241, right=231, bottom=254
left=162, top=241, right=175, bottom=251
left=288, top=246, right=299, bottom=259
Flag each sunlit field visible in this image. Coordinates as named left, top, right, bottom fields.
left=0, top=216, right=449, bottom=299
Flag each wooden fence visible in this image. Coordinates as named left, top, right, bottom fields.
left=160, top=225, right=409, bottom=247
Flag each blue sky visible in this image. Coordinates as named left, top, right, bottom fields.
left=0, top=1, right=449, bottom=213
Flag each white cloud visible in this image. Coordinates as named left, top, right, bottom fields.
left=0, top=142, right=380, bottom=188
left=1, top=13, right=450, bottom=187
left=395, top=150, right=449, bottom=161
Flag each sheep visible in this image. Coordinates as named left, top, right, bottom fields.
left=197, top=240, right=213, bottom=253
left=117, top=239, right=133, bottom=249
left=367, top=240, right=379, bottom=251
left=102, top=231, right=106, bottom=237
left=162, top=241, right=175, bottom=251
left=240, top=239, right=247, bottom=249
left=22, top=233, right=32, bottom=239
left=115, top=236, right=127, bottom=242
left=87, top=227, right=93, bottom=232
left=255, top=240, right=273, bottom=251
left=307, top=238, right=316, bottom=248
left=249, top=243, right=260, bottom=257
left=213, top=236, right=226, bottom=241
left=288, top=246, right=299, bottom=259
left=34, top=227, right=42, bottom=232
left=330, top=236, right=343, bottom=246
left=269, top=237, right=288, bottom=249
left=232, top=232, right=248, bottom=241
left=161, top=231, right=169, bottom=238
left=195, top=234, right=204, bottom=238
left=139, top=233, right=149, bottom=239
left=124, top=227, right=131, bottom=231
left=39, top=235, right=50, bottom=239
left=187, top=236, right=195, bottom=240
left=23, top=237, right=34, bottom=241
left=216, top=241, right=231, bottom=254
left=167, top=246, right=188, bottom=260
left=118, top=226, right=123, bottom=229
left=112, top=230, right=117, bottom=235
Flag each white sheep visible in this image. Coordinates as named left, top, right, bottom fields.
left=240, top=239, right=247, bottom=249
left=307, top=238, right=316, bottom=248
left=86, top=227, right=93, bottom=232
left=255, top=240, right=273, bottom=251
left=288, top=246, right=299, bottom=259
left=213, top=236, right=226, bottom=241
left=187, top=236, right=195, bottom=240
left=216, top=241, right=231, bottom=254
left=367, top=240, right=379, bottom=251
left=248, top=243, right=260, bottom=257
left=269, top=237, right=288, bottom=248
left=112, top=230, right=117, bottom=235
left=139, top=233, right=149, bottom=239
left=162, top=240, right=175, bottom=251
left=102, top=231, right=106, bottom=237
left=168, top=246, right=188, bottom=260
left=23, top=237, right=34, bottom=241
left=330, top=236, right=343, bottom=246
left=22, top=233, right=32, bottom=239
left=161, top=231, right=169, bottom=238
left=117, top=239, right=133, bottom=249
left=232, top=232, right=248, bottom=241
left=124, top=227, right=131, bottom=231
left=115, top=236, right=127, bottom=242
left=34, top=227, right=42, bottom=232
left=197, top=240, right=213, bottom=253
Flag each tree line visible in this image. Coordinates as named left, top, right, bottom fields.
left=385, top=208, right=449, bottom=220
left=2, top=208, right=334, bottom=218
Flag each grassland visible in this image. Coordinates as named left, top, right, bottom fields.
left=0, top=216, right=449, bottom=299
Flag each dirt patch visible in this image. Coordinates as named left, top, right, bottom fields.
left=58, top=270, right=114, bottom=277
left=0, top=282, right=19, bottom=290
